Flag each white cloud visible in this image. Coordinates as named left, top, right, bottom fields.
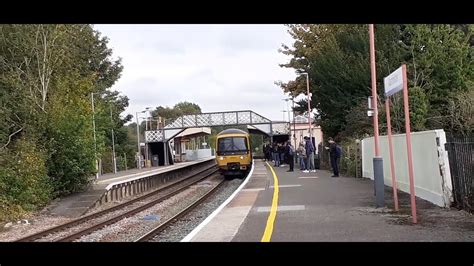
left=94, top=24, right=297, bottom=122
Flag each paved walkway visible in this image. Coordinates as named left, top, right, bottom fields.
left=188, top=160, right=474, bottom=242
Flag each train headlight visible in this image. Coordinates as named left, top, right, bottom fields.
left=240, top=156, right=244, bottom=159
left=219, top=156, right=224, bottom=160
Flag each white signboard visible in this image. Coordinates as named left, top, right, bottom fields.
left=384, top=66, right=403, bottom=97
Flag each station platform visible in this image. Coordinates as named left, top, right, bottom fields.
left=184, top=159, right=474, bottom=242
left=93, top=158, right=213, bottom=190
left=46, top=157, right=215, bottom=218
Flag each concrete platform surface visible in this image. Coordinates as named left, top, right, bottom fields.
left=187, top=160, right=474, bottom=242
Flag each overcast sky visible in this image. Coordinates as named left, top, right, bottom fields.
left=94, top=24, right=299, bottom=122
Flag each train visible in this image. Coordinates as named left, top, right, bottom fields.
left=215, top=128, right=252, bottom=178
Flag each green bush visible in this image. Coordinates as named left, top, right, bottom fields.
left=338, top=139, right=361, bottom=177
left=0, top=197, right=26, bottom=223
left=46, top=119, right=96, bottom=197
left=0, top=137, right=51, bottom=222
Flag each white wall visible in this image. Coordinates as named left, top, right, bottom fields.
left=291, top=125, right=323, bottom=152
left=362, top=129, right=453, bottom=207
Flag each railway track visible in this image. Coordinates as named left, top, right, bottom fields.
left=135, top=178, right=226, bottom=242
left=16, top=164, right=218, bottom=242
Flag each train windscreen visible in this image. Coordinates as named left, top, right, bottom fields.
left=217, top=137, right=248, bottom=155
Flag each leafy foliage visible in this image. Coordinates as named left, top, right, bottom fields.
left=0, top=137, right=51, bottom=222
left=0, top=24, right=126, bottom=221
left=278, top=24, right=474, bottom=138
left=151, top=101, right=202, bottom=125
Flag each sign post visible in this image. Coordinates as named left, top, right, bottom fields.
left=402, top=64, right=417, bottom=224
left=384, top=98, right=399, bottom=212
left=383, top=66, right=403, bottom=212
left=384, top=64, right=416, bottom=223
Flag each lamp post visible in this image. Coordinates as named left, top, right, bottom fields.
left=283, top=98, right=291, bottom=123
left=136, top=110, right=146, bottom=169
left=110, top=105, right=117, bottom=174
left=281, top=110, right=287, bottom=121
left=298, top=72, right=312, bottom=138
left=283, top=97, right=295, bottom=147
left=91, top=92, right=99, bottom=179
left=144, top=107, right=151, bottom=167
left=369, top=24, right=385, bottom=208
left=291, top=97, right=296, bottom=149
left=284, top=96, right=297, bottom=164
left=144, top=107, right=151, bottom=130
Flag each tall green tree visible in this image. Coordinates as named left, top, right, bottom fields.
left=151, top=101, right=202, bottom=127
left=278, top=24, right=473, bottom=139
left=0, top=24, right=126, bottom=220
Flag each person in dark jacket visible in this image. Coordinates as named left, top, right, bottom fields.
left=264, top=143, right=271, bottom=161
left=286, top=142, right=295, bottom=172
left=304, top=136, right=315, bottom=173
left=328, top=137, right=340, bottom=177
left=273, top=143, right=280, bottom=167
left=278, top=142, right=285, bottom=167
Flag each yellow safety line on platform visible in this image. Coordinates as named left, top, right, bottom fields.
left=261, top=162, right=279, bottom=242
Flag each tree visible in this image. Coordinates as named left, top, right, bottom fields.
left=151, top=101, right=202, bottom=126
left=174, top=101, right=202, bottom=115
left=43, top=25, right=124, bottom=194
left=278, top=25, right=376, bottom=138
left=400, top=25, right=473, bottom=133
left=278, top=24, right=473, bottom=139
left=94, top=91, right=133, bottom=174
left=0, top=24, right=126, bottom=220
left=443, top=88, right=474, bottom=136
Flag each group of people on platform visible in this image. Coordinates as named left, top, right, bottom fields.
left=262, top=136, right=342, bottom=177
left=263, top=141, right=294, bottom=171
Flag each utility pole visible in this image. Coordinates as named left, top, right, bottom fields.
left=305, top=73, right=312, bottom=139
left=136, top=112, right=142, bottom=169
left=369, top=24, right=385, bottom=208
left=144, top=107, right=151, bottom=168
left=298, top=73, right=313, bottom=138
left=110, top=105, right=117, bottom=174
left=91, top=93, right=99, bottom=179
left=292, top=97, right=296, bottom=149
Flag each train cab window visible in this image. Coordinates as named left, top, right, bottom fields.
left=217, top=137, right=248, bottom=155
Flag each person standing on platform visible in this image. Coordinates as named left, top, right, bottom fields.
left=297, top=143, right=306, bottom=171
left=278, top=142, right=285, bottom=167
left=305, top=136, right=316, bottom=173
left=273, top=142, right=280, bottom=167
left=286, top=142, right=295, bottom=172
left=328, top=137, right=341, bottom=177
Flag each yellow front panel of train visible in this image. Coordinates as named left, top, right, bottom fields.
left=215, top=129, right=252, bottom=174
left=216, top=155, right=251, bottom=170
